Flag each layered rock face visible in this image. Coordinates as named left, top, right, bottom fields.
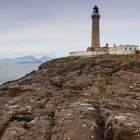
left=0, top=55, right=140, bottom=140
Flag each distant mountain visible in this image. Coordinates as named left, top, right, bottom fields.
left=40, top=56, right=51, bottom=62
left=15, top=55, right=41, bottom=63
left=0, top=55, right=51, bottom=64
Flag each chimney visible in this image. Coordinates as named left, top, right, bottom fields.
left=106, top=43, right=109, bottom=47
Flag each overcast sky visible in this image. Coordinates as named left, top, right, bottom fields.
left=0, top=0, right=139, bottom=58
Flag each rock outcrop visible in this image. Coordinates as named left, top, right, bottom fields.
left=0, top=55, right=140, bottom=140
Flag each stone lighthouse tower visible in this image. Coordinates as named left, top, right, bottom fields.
left=91, top=5, right=100, bottom=50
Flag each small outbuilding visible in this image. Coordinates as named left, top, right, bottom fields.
left=109, top=44, right=138, bottom=55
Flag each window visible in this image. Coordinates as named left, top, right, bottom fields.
left=130, top=47, right=131, bottom=50
left=125, top=47, right=127, bottom=50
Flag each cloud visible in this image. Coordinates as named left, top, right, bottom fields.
left=102, top=19, right=140, bottom=32
left=0, top=22, right=90, bottom=42
left=0, top=22, right=91, bottom=57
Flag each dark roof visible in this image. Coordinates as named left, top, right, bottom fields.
left=93, top=5, right=99, bottom=13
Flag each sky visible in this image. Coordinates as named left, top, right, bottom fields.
left=0, top=0, right=139, bottom=58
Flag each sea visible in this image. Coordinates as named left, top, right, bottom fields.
left=0, top=63, right=40, bottom=84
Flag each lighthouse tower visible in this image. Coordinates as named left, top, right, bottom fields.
left=91, top=5, right=100, bottom=50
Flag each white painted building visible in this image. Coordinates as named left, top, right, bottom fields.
left=70, top=51, right=108, bottom=57
left=109, top=45, right=138, bottom=55
left=69, top=45, right=139, bottom=57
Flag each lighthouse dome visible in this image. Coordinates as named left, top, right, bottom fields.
left=93, top=5, right=99, bottom=13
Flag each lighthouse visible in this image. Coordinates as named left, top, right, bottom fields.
left=70, top=5, right=139, bottom=57
left=91, top=5, right=100, bottom=50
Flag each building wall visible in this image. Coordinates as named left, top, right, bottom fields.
left=70, top=51, right=107, bottom=57
left=69, top=45, right=139, bottom=57
left=109, top=45, right=138, bottom=55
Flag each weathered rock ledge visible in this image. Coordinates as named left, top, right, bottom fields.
left=0, top=55, right=140, bottom=140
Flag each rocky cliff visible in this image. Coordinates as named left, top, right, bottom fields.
left=0, top=55, right=140, bottom=140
